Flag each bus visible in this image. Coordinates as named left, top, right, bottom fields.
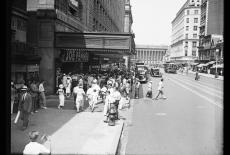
left=163, top=63, right=177, bottom=73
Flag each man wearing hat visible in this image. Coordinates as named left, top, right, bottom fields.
left=18, top=85, right=33, bottom=130
left=23, top=131, right=50, bottom=154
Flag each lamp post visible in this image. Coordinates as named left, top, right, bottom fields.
left=215, top=48, right=219, bottom=78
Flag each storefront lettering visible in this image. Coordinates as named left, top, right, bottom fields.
left=61, top=49, right=89, bottom=62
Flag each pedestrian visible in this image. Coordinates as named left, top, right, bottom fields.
left=152, top=78, right=167, bottom=100
left=66, top=77, right=72, bottom=98
left=18, top=86, right=33, bottom=130
left=111, top=85, right=121, bottom=120
left=11, top=81, right=17, bottom=114
left=195, top=71, right=199, bottom=80
left=38, top=80, right=47, bottom=109
left=134, top=78, right=140, bottom=99
left=29, top=80, right=39, bottom=114
left=74, top=83, right=85, bottom=112
left=119, top=90, right=130, bottom=110
left=57, top=84, right=65, bottom=109
left=86, top=84, right=98, bottom=112
left=146, top=81, right=153, bottom=98
left=23, top=131, right=50, bottom=155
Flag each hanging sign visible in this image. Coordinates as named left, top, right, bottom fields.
left=60, top=49, right=89, bottom=62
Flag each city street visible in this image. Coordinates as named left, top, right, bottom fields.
left=123, top=72, right=223, bottom=155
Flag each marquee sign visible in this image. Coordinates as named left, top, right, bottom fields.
left=60, top=49, right=89, bottom=62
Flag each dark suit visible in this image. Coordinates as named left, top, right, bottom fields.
left=18, top=92, right=32, bottom=128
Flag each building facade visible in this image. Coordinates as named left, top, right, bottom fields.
left=198, top=0, right=223, bottom=63
left=11, top=0, right=41, bottom=85
left=23, top=0, right=134, bottom=93
left=131, top=45, right=168, bottom=65
left=123, top=0, right=133, bottom=68
left=170, top=0, right=201, bottom=63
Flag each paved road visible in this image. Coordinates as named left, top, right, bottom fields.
left=125, top=73, right=223, bottom=155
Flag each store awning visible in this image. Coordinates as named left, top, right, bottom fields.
left=211, top=64, right=223, bottom=68
left=191, top=63, right=199, bottom=65
left=206, top=61, right=216, bottom=65
left=55, top=32, right=135, bottom=55
left=197, top=64, right=205, bottom=67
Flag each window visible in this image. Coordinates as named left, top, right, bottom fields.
left=193, top=26, right=197, bottom=31
left=192, top=50, right=196, bottom=56
left=194, top=18, right=198, bottom=23
left=194, top=10, right=199, bottom=14
left=187, top=10, right=190, bottom=15
left=193, top=34, right=197, bottom=38
left=186, top=26, right=189, bottom=31
left=185, top=41, right=188, bottom=47
left=185, top=50, right=188, bottom=56
left=192, top=41, right=197, bottom=47
left=185, top=34, right=188, bottom=39
left=186, top=18, right=189, bottom=23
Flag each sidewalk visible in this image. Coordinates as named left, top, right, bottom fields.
left=177, top=70, right=223, bottom=81
left=11, top=96, right=124, bottom=155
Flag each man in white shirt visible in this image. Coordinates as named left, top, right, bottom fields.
left=153, top=78, right=167, bottom=100
left=23, top=131, right=50, bottom=155
left=39, top=80, right=47, bottom=109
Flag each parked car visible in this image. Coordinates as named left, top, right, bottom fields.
left=137, top=69, right=148, bottom=83
left=150, top=68, right=162, bottom=77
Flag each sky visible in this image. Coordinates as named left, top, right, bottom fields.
left=131, top=0, right=187, bottom=46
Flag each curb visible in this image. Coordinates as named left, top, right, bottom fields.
left=112, top=121, right=124, bottom=155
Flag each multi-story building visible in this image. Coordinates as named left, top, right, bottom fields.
left=132, top=45, right=168, bottom=65
left=198, top=0, right=223, bottom=63
left=123, top=0, right=133, bottom=68
left=170, top=0, right=201, bottom=64
left=11, top=0, right=41, bottom=84
left=24, top=0, right=135, bottom=93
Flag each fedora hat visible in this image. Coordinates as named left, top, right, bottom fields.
left=59, top=84, right=64, bottom=88
left=21, top=85, right=28, bottom=91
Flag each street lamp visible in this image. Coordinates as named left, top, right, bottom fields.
left=215, top=48, right=219, bottom=78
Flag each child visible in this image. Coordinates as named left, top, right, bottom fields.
left=146, top=81, right=153, bottom=98
left=57, top=84, right=65, bottom=109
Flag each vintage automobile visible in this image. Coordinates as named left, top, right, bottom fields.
left=150, top=68, right=162, bottom=77
left=137, top=69, right=148, bottom=83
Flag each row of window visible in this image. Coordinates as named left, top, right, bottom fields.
left=185, top=33, right=198, bottom=39
left=186, top=18, right=199, bottom=23
left=186, top=26, right=198, bottom=31
left=186, top=9, right=199, bottom=15
left=184, top=50, right=197, bottom=56
left=185, top=41, right=197, bottom=47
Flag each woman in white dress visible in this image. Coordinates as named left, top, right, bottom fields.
left=75, top=83, right=85, bottom=112
left=57, top=84, right=65, bottom=109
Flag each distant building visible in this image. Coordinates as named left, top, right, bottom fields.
left=170, top=0, right=201, bottom=64
left=198, top=0, right=223, bottom=63
left=131, top=45, right=168, bottom=65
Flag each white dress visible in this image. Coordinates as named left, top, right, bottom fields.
left=75, top=87, right=85, bottom=109
left=57, top=88, right=65, bottom=107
